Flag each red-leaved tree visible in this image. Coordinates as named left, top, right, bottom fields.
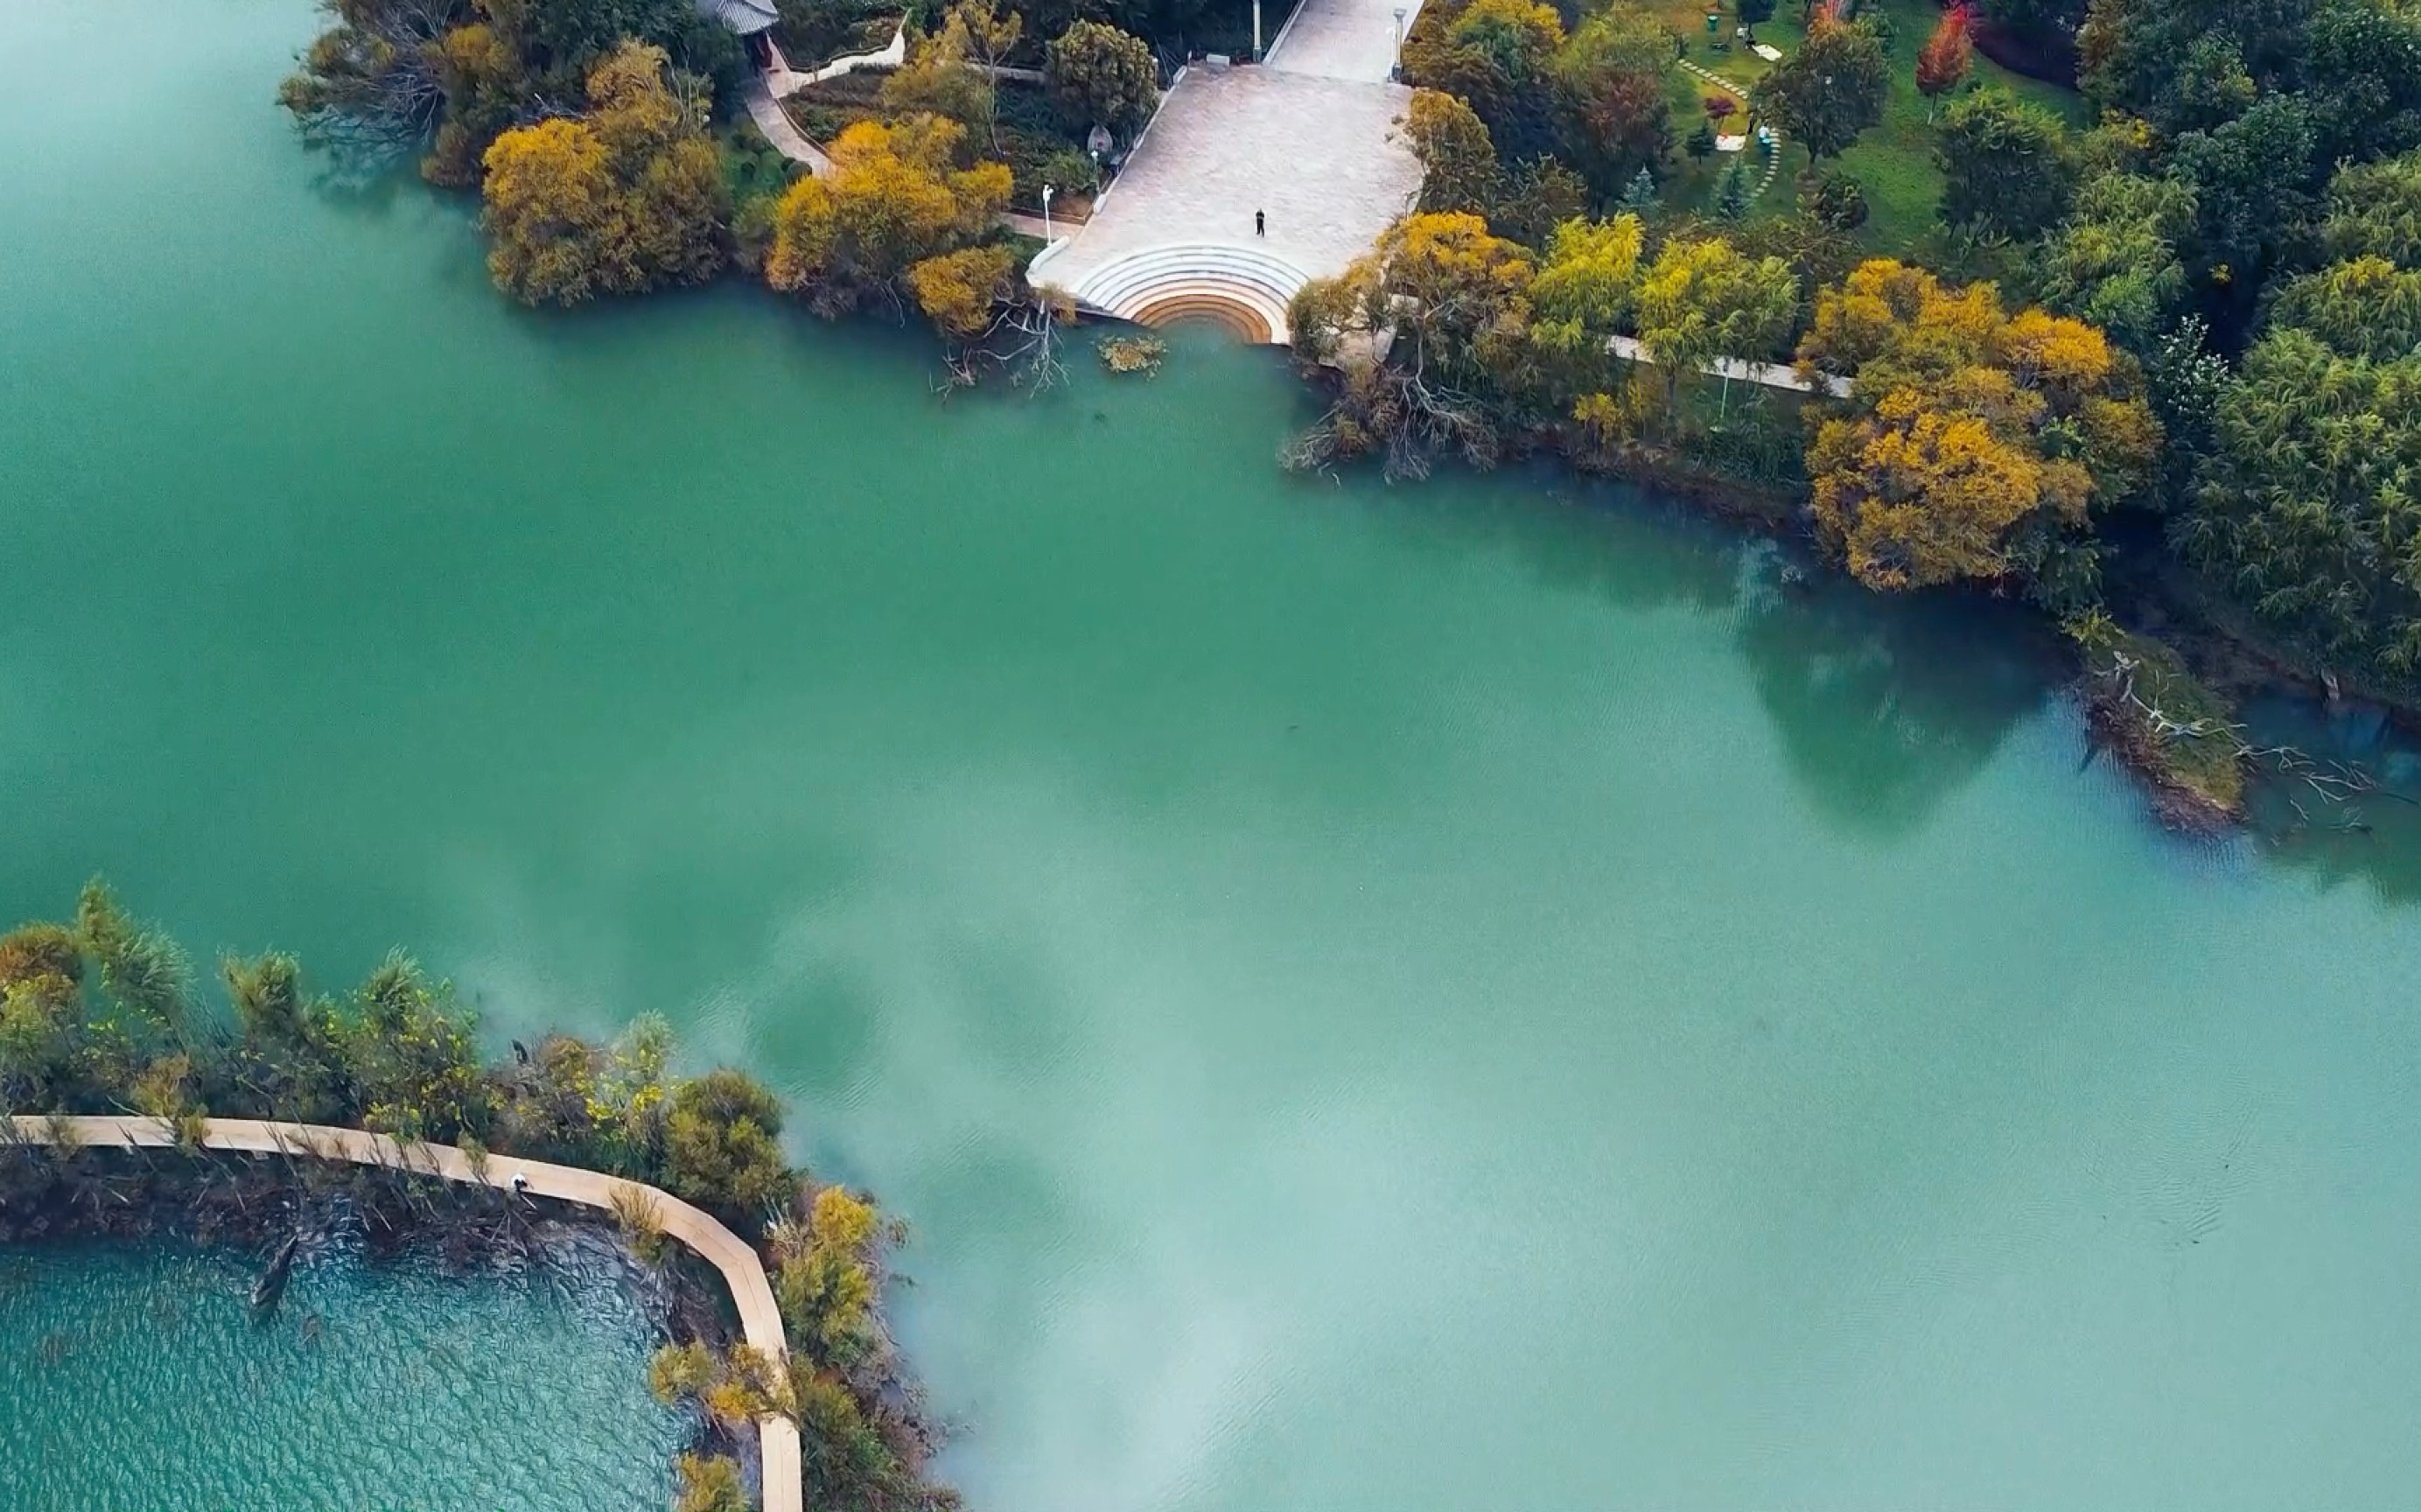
left=1916, top=5, right=1972, bottom=116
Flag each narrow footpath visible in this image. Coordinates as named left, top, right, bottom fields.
left=745, top=74, right=831, bottom=174
left=9, top=1115, right=804, bottom=1512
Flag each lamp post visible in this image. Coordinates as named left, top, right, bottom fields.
left=1392, top=6, right=1407, bottom=80
left=1041, top=183, right=1054, bottom=242
left=1254, top=0, right=1263, bottom=59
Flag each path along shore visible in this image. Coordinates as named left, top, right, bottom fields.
left=6, top=1115, right=803, bottom=1512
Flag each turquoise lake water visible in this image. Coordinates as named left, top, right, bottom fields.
left=5, top=0, right=2421, bottom=1508
left=0, top=1240, right=680, bottom=1510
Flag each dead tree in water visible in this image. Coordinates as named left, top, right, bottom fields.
left=936, top=290, right=1072, bottom=394
left=2092, top=646, right=2403, bottom=830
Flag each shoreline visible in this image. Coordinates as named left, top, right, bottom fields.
left=1276, top=352, right=2377, bottom=835
left=3, top=1118, right=803, bottom=1512
left=0, top=888, right=951, bottom=1512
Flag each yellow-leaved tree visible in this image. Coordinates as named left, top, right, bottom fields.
left=1633, top=234, right=1796, bottom=420
left=479, top=42, right=727, bottom=306
left=1283, top=211, right=1535, bottom=478
left=763, top=116, right=1013, bottom=327
left=902, top=244, right=1023, bottom=340
left=1797, top=259, right=2159, bottom=596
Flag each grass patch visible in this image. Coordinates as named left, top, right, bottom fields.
left=1652, top=0, right=2083, bottom=251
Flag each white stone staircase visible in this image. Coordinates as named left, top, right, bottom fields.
left=1040, top=241, right=1313, bottom=344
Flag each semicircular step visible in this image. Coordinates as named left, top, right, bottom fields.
left=1066, top=242, right=1313, bottom=345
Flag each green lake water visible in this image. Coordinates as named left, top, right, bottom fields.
left=0, top=1241, right=682, bottom=1510
left=7, top=3, right=2421, bottom=1508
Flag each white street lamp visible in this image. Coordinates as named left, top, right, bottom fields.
left=1041, top=183, right=1055, bottom=242
left=1392, top=7, right=1408, bottom=80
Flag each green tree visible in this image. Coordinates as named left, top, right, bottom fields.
left=1809, top=169, right=1867, bottom=230
left=675, top=1453, right=749, bottom=1512
left=2168, top=93, right=2319, bottom=329
left=648, top=1342, right=718, bottom=1410
left=1408, top=0, right=1566, bottom=160
left=661, top=1068, right=791, bottom=1222
left=1715, top=158, right=1751, bottom=220
left=2303, top=0, right=2421, bottom=167
left=1045, top=19, right=1159, bottom=139
left=0, top=923, right=84, bottom=1105
left=1550, top=4, right=1676, bottom=197
left=74, top=879, right=190, bottom=1040
left=494, top=1032, right=610, bottom=1162
left=338, top=952, right=489, bottom=1143
left=2192, top=225, right=2421, bottom=599
left=1978, top=0, right=2084, bottom=48
left=221, top=949, right=351, bottom=1124
left=1528, top=213, right=1645, bottom=356
left=942, top=0, right=1023, bottom=149
left=2320, top=149, right=2421, bottom=267
left=1403, top=88, right=1502, bottom=216
left=1748, top=12, right=1886, bottom=162
left=2080, top=0, right=2421, bottom=163
left=1449, top=0, right=1564, bottom=81
left=1738, top=0, right=1776, bottom=39
left=2032, top=172, right=2195, bottom=350
left=2079, top=0, right=2275, bottom=135
left=1935, top=88, right=2075, bottom=240
left=2186, top=326, right=2421, bottom=674
left=1634, top=234, right=1796, bottom=419
left=1619, top=164, right=1660, bottom=216
left=1489, top=156, right=1590, bottom=249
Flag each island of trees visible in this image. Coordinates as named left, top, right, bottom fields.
left=0, top=881, right=941, bottom=1512
left=278, top=0, right=2421, bottom=822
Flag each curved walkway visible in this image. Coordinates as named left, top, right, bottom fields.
left=7, top=1115, right=802, bottom=1512
left=1676, top=60, right=1783, bottom=200
left=745, top=74, right=832, bottom=174
left=763, top=23, right=906, bottom=99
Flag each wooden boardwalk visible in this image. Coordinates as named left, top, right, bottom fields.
left=7, top=1115, right=803, bottom=1512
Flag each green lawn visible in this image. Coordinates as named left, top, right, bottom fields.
left=1652, top=0, right=2084, bottom=251
left=1662, top=65, right=1784, bottom=220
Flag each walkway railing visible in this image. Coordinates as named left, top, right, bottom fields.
left=5, top=1115, right=803, bottom=1512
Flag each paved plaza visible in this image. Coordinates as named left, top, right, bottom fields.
left=1028, top=0, right=1425, bottom=339
left=1267, top=0, right=1419, bottom=80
